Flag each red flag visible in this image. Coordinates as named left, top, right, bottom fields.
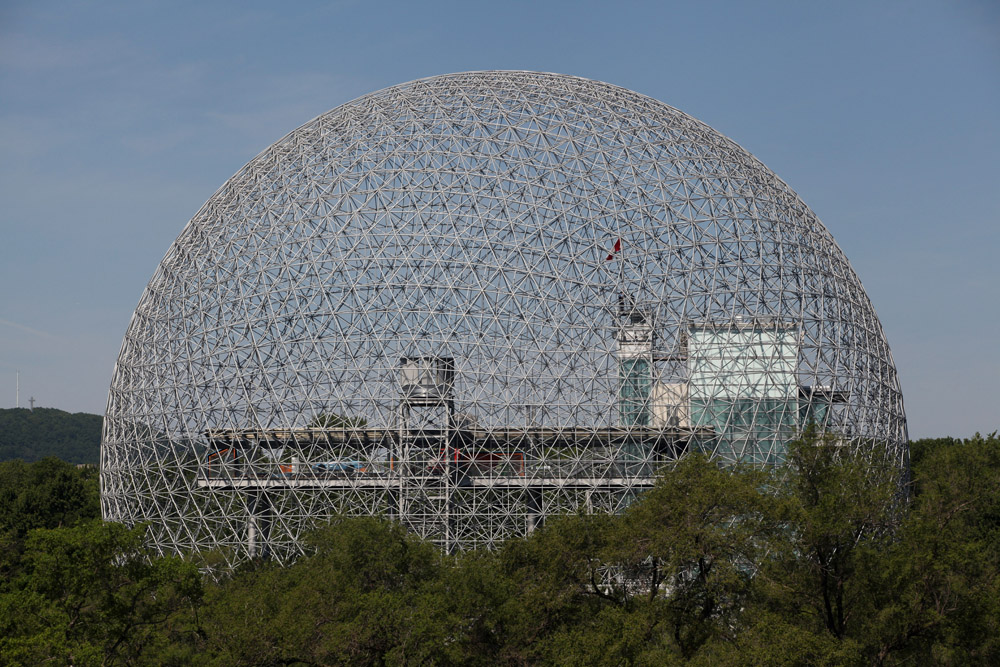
left=605, top=238, right=621, bottom=261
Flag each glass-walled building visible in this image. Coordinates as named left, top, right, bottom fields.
left=687, top=322, right=799, bottom=466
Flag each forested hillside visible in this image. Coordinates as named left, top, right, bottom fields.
left=0, top=407, right=102, bottom=463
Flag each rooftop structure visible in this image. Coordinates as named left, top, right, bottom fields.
left=101, top=71, right=907, bottom=564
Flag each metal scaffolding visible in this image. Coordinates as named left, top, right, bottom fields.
left=100, top=71, right=907, bottom=566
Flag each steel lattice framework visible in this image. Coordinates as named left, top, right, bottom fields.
left=101, top=71, right=907, bottom=565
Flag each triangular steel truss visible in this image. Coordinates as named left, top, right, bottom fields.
left=100, top=71, right=907, bottom=567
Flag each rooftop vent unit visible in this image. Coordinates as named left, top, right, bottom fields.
left=399, top=356, right=455, bottom=404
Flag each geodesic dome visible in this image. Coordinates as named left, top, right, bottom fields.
left=101, top=71, right=907, bottom=563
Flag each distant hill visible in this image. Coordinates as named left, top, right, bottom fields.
left=0, top=408, right=102, bottom=464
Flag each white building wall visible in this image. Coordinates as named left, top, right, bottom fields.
left=651, top=382, right=690, bottom=428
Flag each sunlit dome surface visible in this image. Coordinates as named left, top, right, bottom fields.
left=101, top=71, right=907, bottom=564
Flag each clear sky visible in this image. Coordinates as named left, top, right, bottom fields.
left=1, top=0, right=997, bottom=438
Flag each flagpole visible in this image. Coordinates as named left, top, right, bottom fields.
left=605, top=237, right=625, bottom=317
left=619, top=239, right=625, bottom=313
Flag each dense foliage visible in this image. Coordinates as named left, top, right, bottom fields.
left=0, top=457, right=99, bottom=540
left=1, top=432, right=997, bottom=665
left=0, top=408, right=102, bottom=464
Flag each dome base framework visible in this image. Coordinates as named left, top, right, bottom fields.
left=198, top=424, right=706, bottom=556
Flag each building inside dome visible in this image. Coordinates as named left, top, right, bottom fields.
left=100, top=71, right=907, bottom=564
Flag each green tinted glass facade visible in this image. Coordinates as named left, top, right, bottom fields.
left=688, top=324, right=799, bottom=465
left=619, top=358, right=651, bottom=427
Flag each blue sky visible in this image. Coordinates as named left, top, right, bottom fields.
left=0, top=0, right=997, bottom=438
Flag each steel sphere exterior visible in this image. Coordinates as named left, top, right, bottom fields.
left=101, top=71, right=907, bottom=564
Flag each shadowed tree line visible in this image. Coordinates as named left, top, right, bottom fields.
left=1, top=431, right=998, bottom=666
left=0, top=408, right=102, bottom=464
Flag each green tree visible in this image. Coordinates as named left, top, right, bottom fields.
left=772, top=430, right=900, bottom=640
left=491, top=455, right=786, bottom=664
left=729, top=430, right=1000, bottom=665
left=851, top=432, right=1000, bottom=664
left=0, top=457, right=100, bottom=585
left=497, top=512, right=629, bottom=664
left=307, top=412, right=368, bottom=429
left=202, top=516, right=443, bottom=666
left=0, top=457, right=99, bottom=536
left=0, top=520, right=204, bottom=666
left=615, top=454, right=786, bottom=661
